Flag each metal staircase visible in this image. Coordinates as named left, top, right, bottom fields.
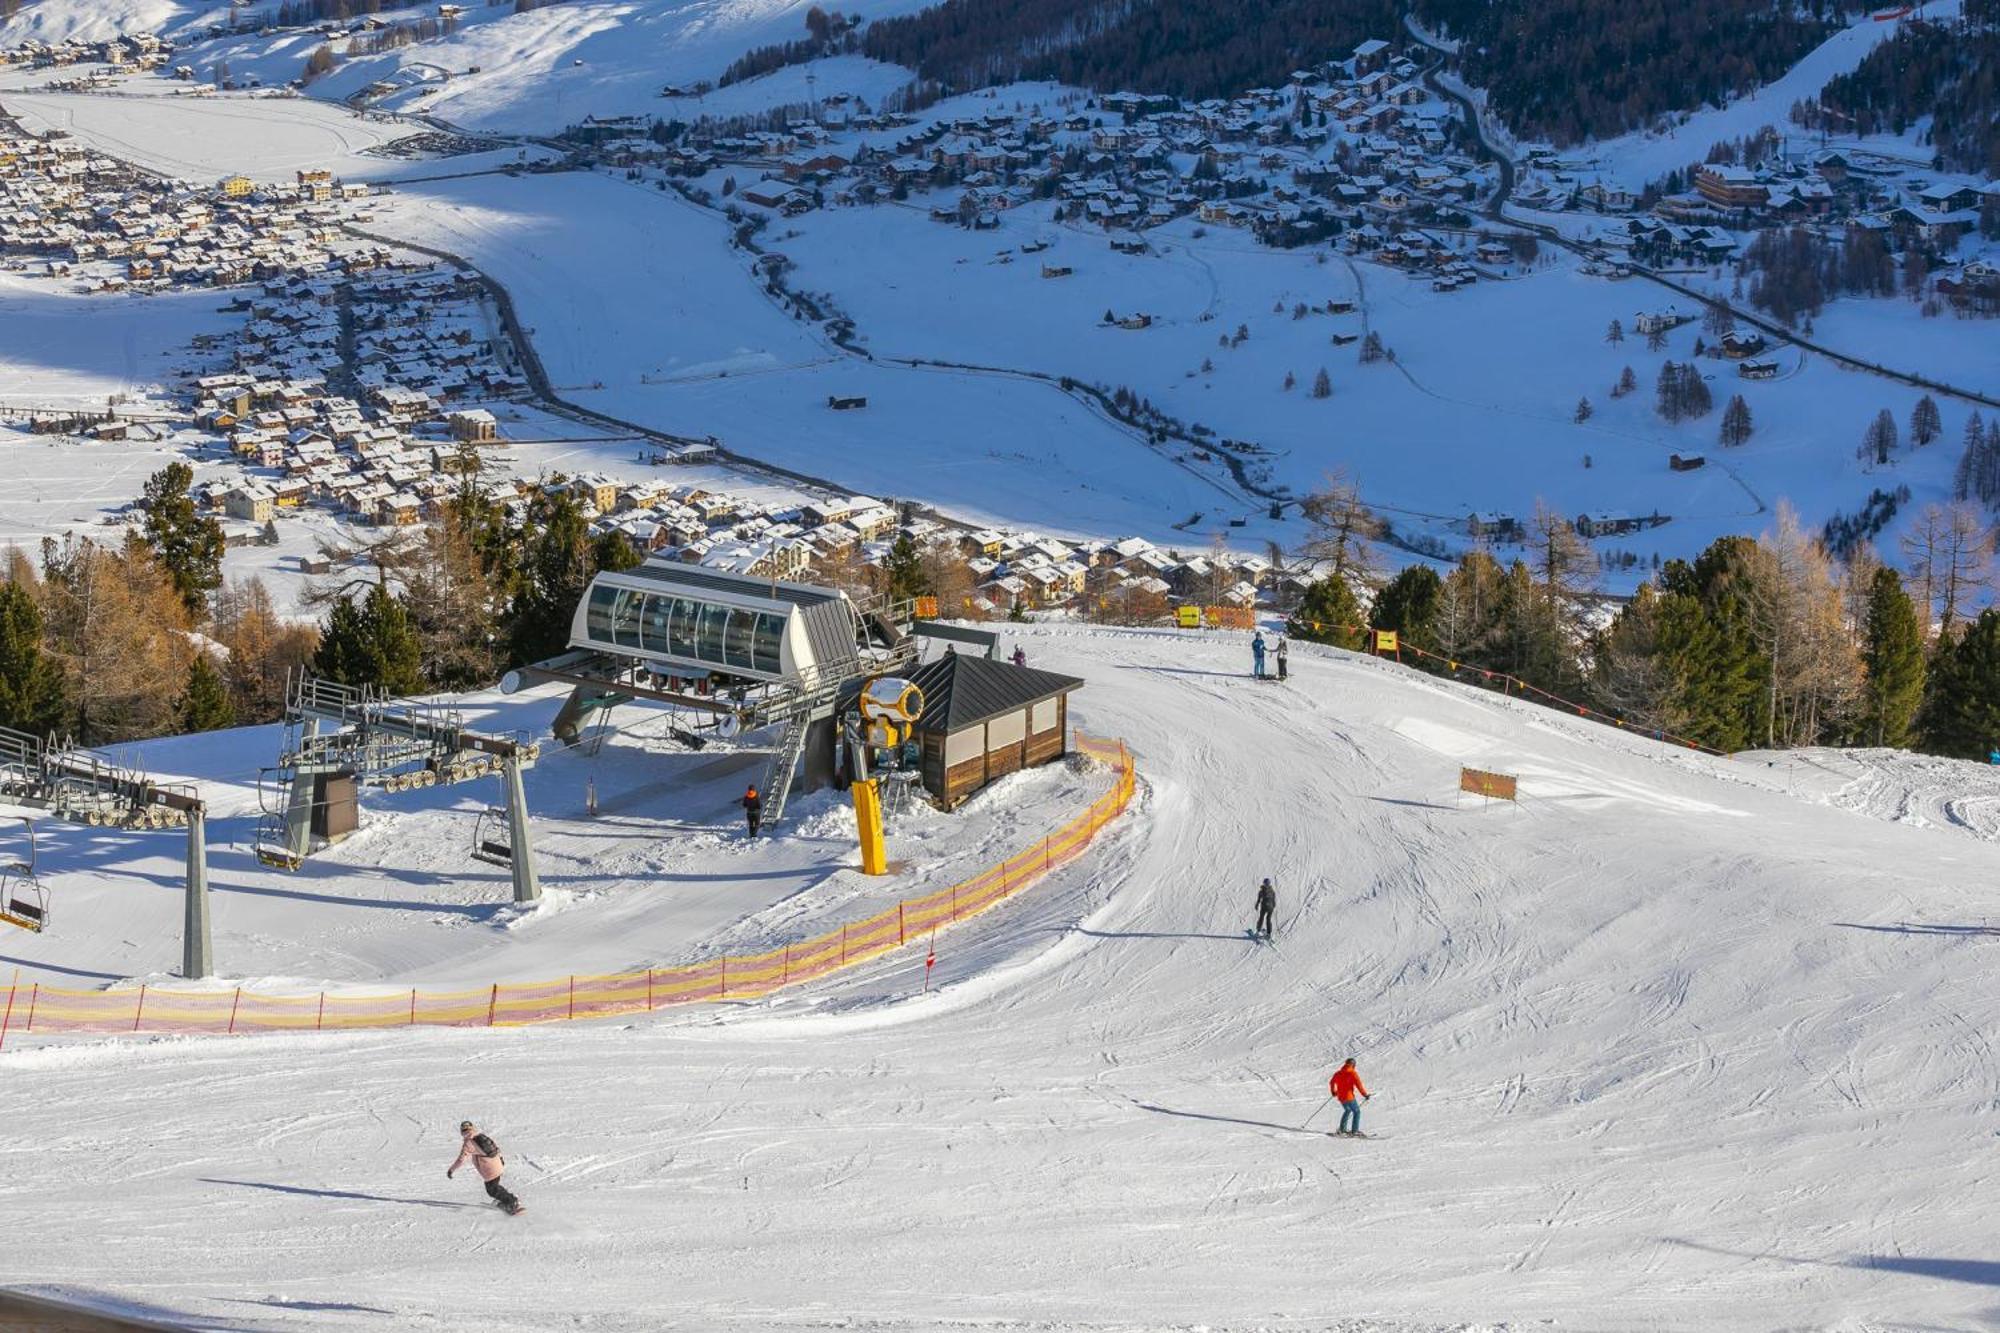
left=755, top=634, right=921, bottom=826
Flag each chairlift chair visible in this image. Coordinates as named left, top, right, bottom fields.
left=254, top=812, right=304, bottom=871
left=0, top=818, right=47, bottom=933
left=472, top=807, right=512, bottom=866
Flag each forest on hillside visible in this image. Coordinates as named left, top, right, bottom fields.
left=860, top=0, right=1399, bottom=102
left=1425, top=0, right=1854, bottom=143
left=1795, top=3, right=2000, bottom=178
left=854, top=0, right=1855, bottom=141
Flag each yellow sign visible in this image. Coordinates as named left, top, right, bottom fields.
left=1459, top=767, right=1518, bottom=802
left=913, top=595, right=939, bottom=618
left=1176, top=605, right=1202, bottom=628
left=1373, top=629, right=1399, bottom=654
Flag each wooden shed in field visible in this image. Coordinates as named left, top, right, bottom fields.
left=906, top=651, right=1084, bottom=809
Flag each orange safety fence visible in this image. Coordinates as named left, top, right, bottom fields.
left=0, top=733, right=1137, bottom=1043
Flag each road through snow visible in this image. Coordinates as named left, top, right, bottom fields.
left=5, top=626, right=2000, bottom=1331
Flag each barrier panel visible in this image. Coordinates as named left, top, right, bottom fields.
left=4, top=733, right=1136, bottom=1043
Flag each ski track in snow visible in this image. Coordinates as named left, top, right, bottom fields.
left=3, top=627, right=1999, bottom=1330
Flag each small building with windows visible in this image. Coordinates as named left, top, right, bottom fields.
left=904, top=650, right=1084, bottom=809
left=568, top=561, right=864, bottom=684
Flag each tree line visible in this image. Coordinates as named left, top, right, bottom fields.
left=0, top=462, right=1003, bottom=750
left=1284, top=473, right=2000, bottom=758
left=1423, top=0, right=1853, bottom=144
left=861, top=0, right=1399, bottom=105
left=1797, top=5, right=2000, bottom=179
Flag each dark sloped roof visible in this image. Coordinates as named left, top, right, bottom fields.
left=907, top=651, right=1084, bottom=731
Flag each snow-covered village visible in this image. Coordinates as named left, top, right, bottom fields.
left=3, top=0, right=2000, bottom=1327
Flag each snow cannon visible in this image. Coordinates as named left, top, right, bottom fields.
left=850, top=677, right=923, bottom=877
left=857, top=677, right=923, bottom=750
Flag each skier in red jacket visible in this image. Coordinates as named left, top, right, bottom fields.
left=1330, top=1059, right=1370, bottom=1137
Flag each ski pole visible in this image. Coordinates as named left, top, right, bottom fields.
left=1300, top=1095, right=1332, bottom=1130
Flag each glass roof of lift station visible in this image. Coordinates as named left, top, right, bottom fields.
left=573, top=562, right=860, bottom=684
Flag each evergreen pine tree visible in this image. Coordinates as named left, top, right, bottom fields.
left=0, top=580, right=64, bottom=736
left=314, top=584, right=424, bottom=696
left=1604, top=319, right=1623, bottom=344
left=1574, top=396, right=1593, bottom=424
left=1683, top=367, right=1713, bottom=418
left=1287, top=572, right=1366, bottom=651
left=1910, top=394, right=1942, bottom=448
left=883, top=532, right=926, bottom=600
left=360, top=582, right=424, bottom=696
left=507, top=489, right=596, bottom=666
left=313, top=595, right=370, bottom=687
left=1919, top=610, right=2000, bottom=759
left=1652, top=539, right=1771, bottom=750
left=1863, top=409, right=1898, bottom=465
left=177, top=652, right=235, bottom=732
left=1954, top=412, right=1986, bottom=501
left=1859, top=565, right=1924, bottom=747
left=139, top=462, right=226, bottom=617
left=1719, top=394, right=1753, bottom=446
left=1656, top=361, right=1683, bottom=422
left=1369, top=565, right=1443, bottom=665
left=591, top=529, right=644, bottom=575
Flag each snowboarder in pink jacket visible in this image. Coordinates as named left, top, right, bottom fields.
left=448, top=1120, right=524, bottom=1215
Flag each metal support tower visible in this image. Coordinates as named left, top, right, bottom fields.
left=260, top=672, right=542, bottom=902
left=183, top=804, right=212, bottom=978
left=500, top=752, right=538, bottom=904
left=0, top=725, right=212, bottom=977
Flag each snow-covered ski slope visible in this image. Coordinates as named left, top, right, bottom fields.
left=0, top=0, right=936, bottom=134
left=6, top=624, right=1999, bottom=1331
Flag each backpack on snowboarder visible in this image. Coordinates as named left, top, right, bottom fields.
left=471, top=1132, right=504, bottom=1166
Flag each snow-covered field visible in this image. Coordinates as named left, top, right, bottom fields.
left=5, top=624, right=2000, bottom=1330
left=374, top=173, right=1258, bottom=540
left=0, top=0, right=938, bottom=135
left=0, top=276, right=238, bottom=550
left=0, top=273, right=229, bottom=407
left=0, top=81, right=556, bottom=184
left=769, top=201, right=1969, bottom=568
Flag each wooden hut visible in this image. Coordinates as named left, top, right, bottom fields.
left=906, top=651, right=1084, bottom=809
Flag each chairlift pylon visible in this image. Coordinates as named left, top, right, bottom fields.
left=0, top=818, right=47, bottom=933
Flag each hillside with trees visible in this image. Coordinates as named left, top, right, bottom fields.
left=861, top=0, right=1399, bottom=103
left=1284, top=474, right=1997, bottom=760
left=1793, top=3, right=2000, bottom=178
left=1420, top=0, right=1852, bottom=143
left=857, top=0, right=1851, bottom=141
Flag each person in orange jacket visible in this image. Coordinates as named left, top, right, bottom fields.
left=1331, top=1058, right=1370, bottom=1136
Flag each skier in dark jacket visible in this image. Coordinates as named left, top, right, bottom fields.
left=741, top=783, right=762, bottom=837
left=1251, top=632, right=1267, bottom=679
left=1254, top=878, right=1277, bottom=939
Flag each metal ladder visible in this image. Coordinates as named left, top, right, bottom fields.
left=758, top=712, right=814, bottom=826
left=756, top=667, right=851, bottom=825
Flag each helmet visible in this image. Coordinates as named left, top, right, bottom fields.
left=459, top=1120, right=475, bottom=1133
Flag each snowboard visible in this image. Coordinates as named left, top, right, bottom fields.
left=1245, top=928, right=1274, bottom=945
left=1328, top=1131, right=1384, bottom=1140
